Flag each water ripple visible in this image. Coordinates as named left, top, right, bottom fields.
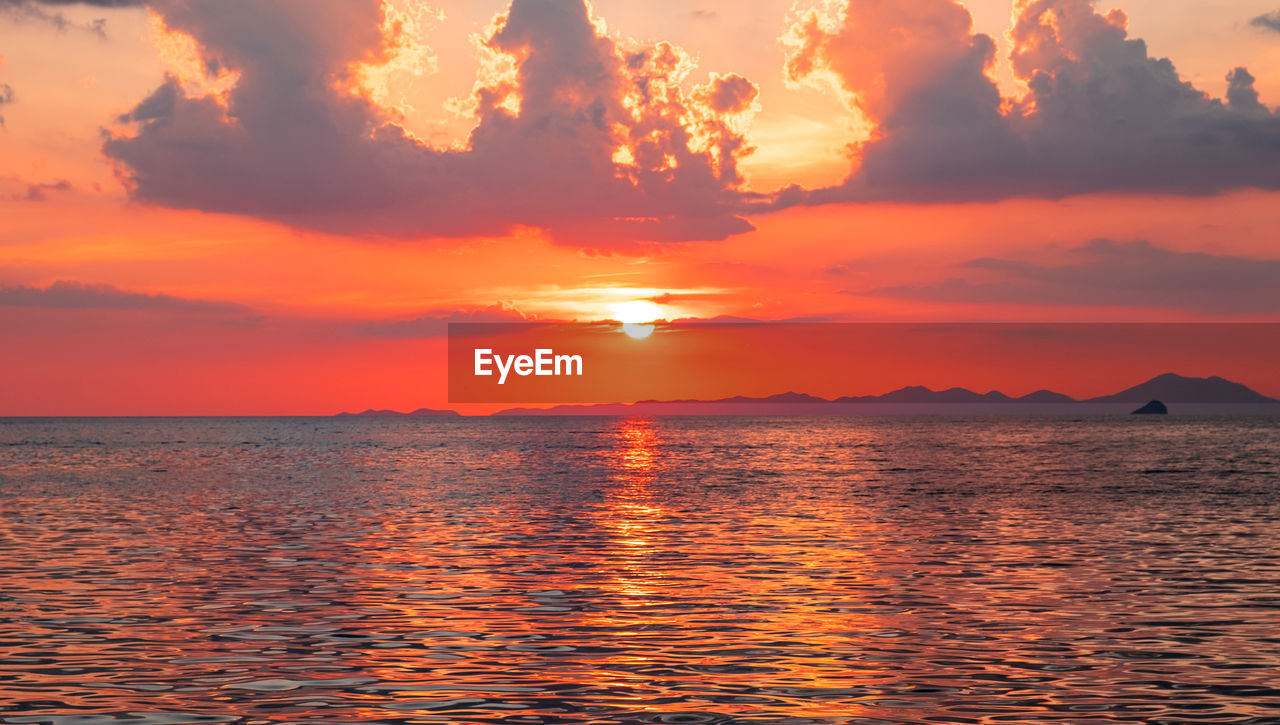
left=1, top=415, right=1278, bottom=723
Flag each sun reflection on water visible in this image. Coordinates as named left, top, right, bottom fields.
left=597, top=417, right=666, bottom=599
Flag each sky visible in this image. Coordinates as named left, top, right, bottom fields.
left=2, top=0, right=1279, bottom=414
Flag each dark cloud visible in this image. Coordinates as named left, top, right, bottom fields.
left=1250, top=10, right=1280, bottom=32
left=361, top=305, right=532, bottom=337
left=1226, top=67, right=1268, bottom=114
left=0, top=0, right=137, bottom=37
left=0, top=82, right=12, bottom=127
left=785, top=0, right=1280, bottom=204
left=670, top=314, right=834, bottom=325
left=703, top=73, right=758, bottom=114
left=860, top=240, right=1280, bottom=315
left=16, top=179, right=72, bottom=201
left=4, top=1, right=142, bottom=5
left=644, top=291, right=729, bottom=305
left=102, top=0, right=761, bottom=247
left=0, top=281, right=250, bottom=313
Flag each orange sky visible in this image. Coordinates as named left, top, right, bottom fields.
left=2, top=0, right=1279, bottom=414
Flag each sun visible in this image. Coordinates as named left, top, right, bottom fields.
left=613, top=300, right=663, bottom=339
left=622, top=322, right=655, bottom=339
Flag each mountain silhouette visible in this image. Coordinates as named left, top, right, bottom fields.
left=835, top=386, right=1018, bottom=403
left=720, top=392, right=828, bottom=404
left=1017, top=389, right=1078, bottom=403
left=1085, top=373, right=1278, bottom=404
left=343, top=373, right=1277, bottom=416
left=336, top=408, right=461, bottom=417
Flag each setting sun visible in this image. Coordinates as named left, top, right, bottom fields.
left=622, top=322, right=655, bottom=339
left=613, top=300, right=663, bottom=339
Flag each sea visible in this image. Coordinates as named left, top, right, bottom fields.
left=1, top=415, right=1278, bottom=724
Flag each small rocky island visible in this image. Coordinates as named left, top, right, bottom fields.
left=1131, top=400, right=1169, bottom=415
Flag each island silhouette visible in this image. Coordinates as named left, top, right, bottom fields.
left=340, top=373, right=1280, bottom=417
left=1131, top=400, right=1170, bottom=415
left=337, top=408, right=461, bottom=418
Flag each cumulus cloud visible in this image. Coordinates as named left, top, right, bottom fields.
left=0, top=280, right=250, bottom=312
left=861, top=240, right=1280, bottom=315
left=103, top=0, right=761, bottom=247
left=784, top=0, right=1280, bottom=203
left=1251, top=10, right=1280, bottom=32
left=701, top=73, right=759, bottom=114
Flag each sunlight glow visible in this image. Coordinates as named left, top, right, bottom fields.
left=147, top=13, right=240, bottom=110
left=612, top=300, right=664, bottom=324
left=348, top=0, right=443, bottom=127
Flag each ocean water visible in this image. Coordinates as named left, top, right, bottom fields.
left=1, top=416, right=1278, bottom=724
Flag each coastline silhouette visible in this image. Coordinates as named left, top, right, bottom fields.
left=339, top=373, right=1280, bottom=417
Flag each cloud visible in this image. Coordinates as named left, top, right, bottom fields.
left=701, top=73, right=758, bottom=114
left=0, top=0, right=139, bottom=37
left=0, top=280, right=250, bottom=312
left=645, top=291, right=729, bottom=305
left=783, top=0, right=1280, bottom=204
left=102, top=0, right=762, bottom=247
left=5, top=0, right=142, bottom=5
left=0, top=50, right=11, bottom=128
left=361, top=304, right=533, bottom=337
left=860, top=240, right=1280, bottom=315
left=1250, top=10, right=1280, bottom=32
left=16, top=179, right=72, bottom=201
left=0, top=81, right=11, bottom=127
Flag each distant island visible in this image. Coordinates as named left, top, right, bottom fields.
left=1085, top=373, right=1276, bottom=404
left=336, top=408, right=461, bottom=417
left=337, top=373, right=1280, bottom=417
left=1132, top=400, right=1169, bottom=415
